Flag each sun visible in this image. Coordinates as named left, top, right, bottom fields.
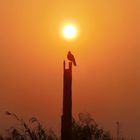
left=62, top=24, right=78, bottom=40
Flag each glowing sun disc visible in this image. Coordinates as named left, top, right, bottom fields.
left=63, top=24, right=77, bottom=40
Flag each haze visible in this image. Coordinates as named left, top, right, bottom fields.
left=0, top=0, right=139, bottom=139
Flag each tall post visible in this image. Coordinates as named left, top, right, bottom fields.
left=61, top=61, right=72, bottom=140
left=116, top=121, right=120, bottom=140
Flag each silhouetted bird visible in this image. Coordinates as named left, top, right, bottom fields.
left=67, top=51, right=77, bottom=66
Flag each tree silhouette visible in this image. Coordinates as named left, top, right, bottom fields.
left=72, top=113, right=112, bottom=140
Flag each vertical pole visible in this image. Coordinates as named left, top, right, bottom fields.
left=61, top=61, right=72, bottom=140
left=116, top=121, right=120, bottom=140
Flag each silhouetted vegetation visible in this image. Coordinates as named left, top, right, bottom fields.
left=72, top=113, right=112, bottom=140
left=0, top=112, right=112, bottom=140
left=0, top=112, right=58, bottom=140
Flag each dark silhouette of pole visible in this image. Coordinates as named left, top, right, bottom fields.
left=61, top=51, right=76, bottom=140
left=61, top=61, right=72, bottom=140
left=116, top=121, right=120, bottom=140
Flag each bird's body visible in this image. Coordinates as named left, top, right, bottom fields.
left=67, top=51, right=77, bottom=66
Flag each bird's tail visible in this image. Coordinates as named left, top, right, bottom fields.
left=73, top=59, right=77, bottom=66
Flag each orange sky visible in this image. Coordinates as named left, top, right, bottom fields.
left=0, top=0, right=139, bottom=139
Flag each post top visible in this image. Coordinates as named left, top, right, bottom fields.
left=63, top=60, right=72, bottom=70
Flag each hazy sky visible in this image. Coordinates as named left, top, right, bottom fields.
left=0, top=0, right=139, bottom=139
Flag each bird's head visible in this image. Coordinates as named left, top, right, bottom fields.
left=68, top=51, right=71, bottom=54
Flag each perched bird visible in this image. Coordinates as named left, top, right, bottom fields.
left=67, top=51, right=77, bottom=66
